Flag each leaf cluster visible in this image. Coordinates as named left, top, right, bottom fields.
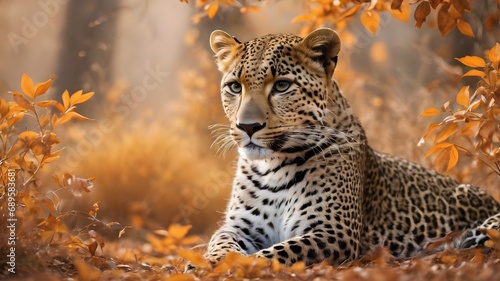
left=0, top=74, right=129, bottom=275
left=3, top=74, right=93, bottom=181
left=421, top=44, right=500, bottom=174
left=149, top=236, right=500, bottom=281
left=187, top=0, right=264, bottom=23
left=411, top=0, right=493, bottom=36
left=182, top=0, right=499, bottom=36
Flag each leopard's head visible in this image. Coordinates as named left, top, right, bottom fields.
left=210, top=29, right=341, bottom=160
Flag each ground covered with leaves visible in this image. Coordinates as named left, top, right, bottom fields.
left=5, top=224, right=500, bottom=280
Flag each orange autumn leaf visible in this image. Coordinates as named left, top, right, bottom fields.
left=337, top=4, right=362, bottom=22
left=451, top=0, right=470, bottom=14
left=180, top=235, right=204, bottom=245
left=74, top=259, right=101, bottom=280
left=422, top=123, right=440, bottom=140
left=11, top=91, right=34, bottom=111
left=456, top=86, right=470, bottom=108
left=168, top=224, right=192, bottom=240
left=425, top=142, right=453, bottom=158
left=6, top=111, right=25, bottom=127
left=420, top=107, right=441, bottom=117
left=43, top=152, right=62, bottom=164
left=240, top=6, right=261, bottom=13
left=271, top=258, right=282, bottom=271
left=361, top=10, right=380, bottom=34
left=434, top=147, right=451, bottom=172
left=36, top=100, right=58, bottom=108
left=437, top=3, right=456, bottom=35
left=18, top=130, right=40, bottom=143
left=6, top=137, right=28, bottom=157
left=391, top=0, right=410, bottom=23
left=206, top=1, right=218, bottom=19
left=39, top=114, right=50, bottom=128
left=488, top=43, right=500, bottom=70
left=21, top=73, right=35, bottom=99
left=290, top=260, right=306, bottom=273
left=68, top=90, right=95, bottom=106
left=447, top=144, right=459, bottom=172
left=440, top=253, right=458, bottom=264
left=177, top=249, right=211, bottom=268
left=41, top=132, right=60, bottom=145
left=73, top=91, right=95, bottom=105
left=55, top=111, right=93, bottom=126
left=50, top=114, right=59, bottom=129
left=457, top=18, right=474, bottom=37
left=436, top=123, right=459, bottom=143
left=484, top=228, right=500, bottom=240
left=0, top=99, right=8, bottom=116
left=461, top=69, right=485, bottom=78
left=34, top=79, right=53, bottom=98
left=62, top=90, right=70, bottom=111
left=220, top=251, right=250, bottom=267
left=455, top=56, right=486, bottom=68
left=390, top=0, right=404, bottom=10
left=414, top=1, right=431, bottom=28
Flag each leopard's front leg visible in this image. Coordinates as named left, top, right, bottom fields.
left=204, top=226, right=259, bottom=265
left=254, top=229, right=359, bottom=266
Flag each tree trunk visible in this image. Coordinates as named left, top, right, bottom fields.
left=55, top=0, right=120, bottom=114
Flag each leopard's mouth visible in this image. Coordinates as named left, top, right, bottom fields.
left=238, top=142, right=273, bottom=160
left=245, top=142, right=261, bottom=149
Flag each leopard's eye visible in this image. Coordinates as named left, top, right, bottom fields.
left=272, top=80, right=291, bottom=93
left=226, top=82, right=242, bottom=95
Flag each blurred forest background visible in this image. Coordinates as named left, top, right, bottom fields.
left=1, top=0, right=500, bottom=278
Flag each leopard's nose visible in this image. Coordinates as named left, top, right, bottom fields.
left=236, top=122, right=266, bottom=137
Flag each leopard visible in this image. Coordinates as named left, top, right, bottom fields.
left=203, top=28, right=500, bottom=267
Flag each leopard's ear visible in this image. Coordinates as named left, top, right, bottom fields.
left=210, top=30, right=241, bottom=70
left=298, top=28, right=341, bottom=76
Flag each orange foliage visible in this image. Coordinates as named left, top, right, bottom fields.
left=184, top=0, right=499, bottom=37
left=421, top=44, right=500, bottom=176
left=0, top=74, right=126, bottom=276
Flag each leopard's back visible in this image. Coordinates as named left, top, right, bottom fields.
left=361, top=150, right=500, bottom=256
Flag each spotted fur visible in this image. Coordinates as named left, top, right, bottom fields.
left=204, top=28, right=500, bottom=266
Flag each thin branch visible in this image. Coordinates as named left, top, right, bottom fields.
left=455, top=144, right=500, bottom=175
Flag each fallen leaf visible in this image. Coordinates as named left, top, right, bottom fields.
left=177, top=249, right=211, bottom=268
